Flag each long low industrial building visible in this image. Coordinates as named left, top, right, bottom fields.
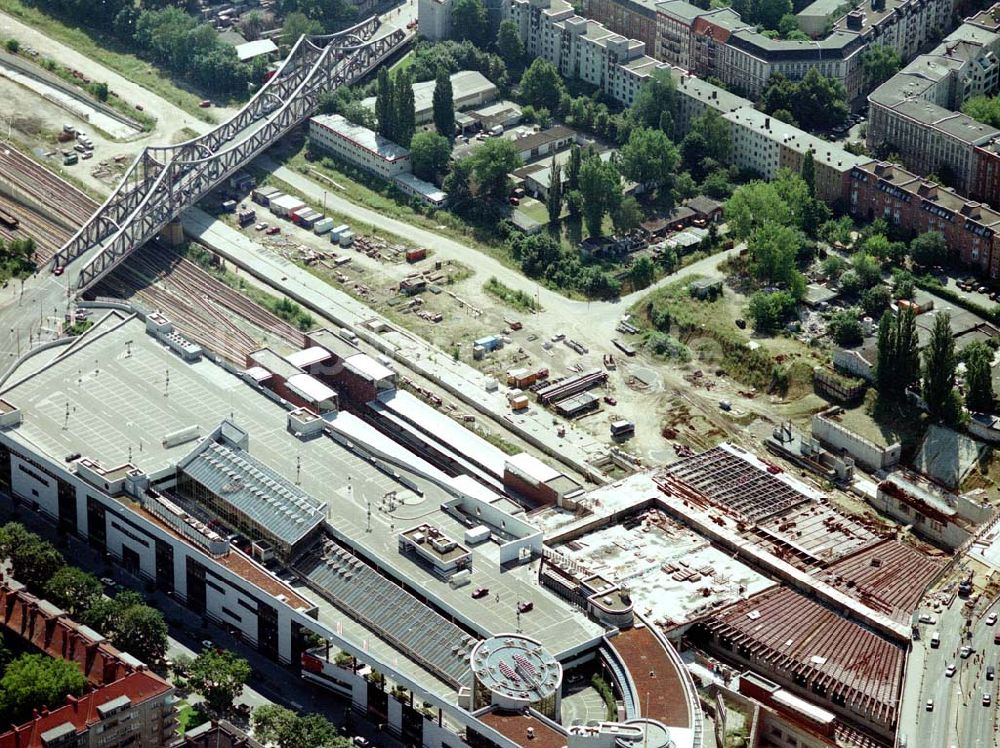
left=0, top=310, right=701, bottom=748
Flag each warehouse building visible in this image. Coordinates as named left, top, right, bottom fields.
left=309, top=114, right=412, bottom=179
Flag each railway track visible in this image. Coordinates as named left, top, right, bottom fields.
left=0, top=144, right=307, bottom=360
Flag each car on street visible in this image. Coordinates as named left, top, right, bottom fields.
left=926, top=699, right=934, bottom=711
left=946, top=664, right=956, bottom=677
left=201, top=639, right=214, bottom=649
left=988, top=613, right=997, bottom=625
left=984, top=693, right=992, bottom=707
left=100, top=576, right=114, bottom=586
left=53, top=265, right=64, bottom=276
left=962, top=646, right=974, bottom=659
left=353, top=738, right=370, bottom=747
left=989, top=666, right=995, bottom=680
left=931, top=632, right=941, bottom=647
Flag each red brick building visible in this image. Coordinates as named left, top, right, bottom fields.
left=847, top=161, right=1000, bottom=281
left=0, top=581, right=175, bottom=748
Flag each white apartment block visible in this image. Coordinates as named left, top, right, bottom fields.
left=309, top=114, right=412, bottom=179
left=506, top=0, right=670, bottom=106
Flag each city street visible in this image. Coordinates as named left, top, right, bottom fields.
left=906, top=597, right=999, bottom=748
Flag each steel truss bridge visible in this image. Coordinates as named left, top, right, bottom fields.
left=53, top=17, right=406, bottom=291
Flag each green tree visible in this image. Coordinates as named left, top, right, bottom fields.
left=375, top=67, right=393, bottom=141
left=469, top=138, right=522, bottom=200
left=281, top=11, right=322, bottom=46
left=432, top=67, right=455, bottom=140
left=828, top=310, right=863, bottom=346
left=922, top=311, right=959, bottom=423
left=578, top=154, right=621, bottom=238
left=496, top=20, right=525, bottom=71
left=0, top=654, right=86, bottom=725
left=964, top=341, right=995, bottom=413
left=546, top=159, right=563, bottom=224
left=91, top=81, right=109, bottom=102
left=393, top=69, right=416, bottom=147
left=519, top=58, right=566, bottom=114
left=253, top=704, right=299, bottom=745
left=409, top=131, right=452, bottom=182
left=725, top=180, right=793, bottom=239
left=863, top=45, right=902, bottom=87
left=618, top=127, right=679, bottom=188
left=43, top=567, right=103, bottom=618
left=118, top=605, right=169, bottom=665
left=746, top=223, right=803, bottom=288
left=747, top=291, right=797, bottom=333
left=5, top=38, right=19, bottom=54
left=801, top=151, right=815, bottom=197
left=629, top=255, right=655, bottom=290
left=566, top=144, right=582, bottom=191
left=613, top=195, right=643, bottom=234
left=861, top=285, right=892, bottom=316
left=450, top=0, right=489, bottom=47
left=630, top=69, right=676, bottom=134
left=188, top=649, right=252, bottom=715
left=819, top=216, right=854, bottom=247
left=761, top=70, right=848, bottom=130
left=442, top=158, right=474, bottom=213
left=875, top=313, right=895, bottom=393
left=851, top=252, right=882, bottom=290
left=910, top=230, right=949, bottom=267
left=962, top=95, right=1000, bottom=128
left=0, top=523, right=64, bottom=591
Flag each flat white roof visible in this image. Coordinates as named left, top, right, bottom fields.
left=286, top=373, right=337, bottom=403
left=394, top=173, right=448, bottom=202
left=235, top=38, right=278, bottom=61
left=344, top=353, right=394, bottom=382
left=311, top=114, right=410, bottom=163
left=286, top=346, right=332, bottom=369
left=271, top=194, right=306, bottom=211
left=377, top=390, right=507, bottom=478
left=244, top=366, right=271, bottom=382
left=506, top=451, right=561, bottom=483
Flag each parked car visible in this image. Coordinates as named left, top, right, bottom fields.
left=517, top=601, right=533, bottom=613
left=984, top=693, right=992, bottom=707
left=266, top=226, right=280, bottom=235
left=987, top=613, right=997, bottom=625
left=471, top=587, right=489, bottom=599
left=988, top=666, right=995, bottom=680
left=946, top=664, right=956, bottom=677
left=962, top=645, right=974, bottom=659
left=199, top=99, right=212, bottom=108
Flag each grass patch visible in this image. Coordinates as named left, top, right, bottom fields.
left=0, top=0, right=216, bottom=122
left=64, top=318, right=93, bottom=336
left=631, top=277, right=812, bottom=395
left=390, top=50, right=415, bottom=74
left=176, top=704, right=209, bottom=735
left=591, top=674, right=617, bottom=721
left=483, top=276, right=540, bottom=312
left=476, top=426, right=522, bottom=456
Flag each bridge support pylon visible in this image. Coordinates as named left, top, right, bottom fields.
left=161, top=219, right=185, bottom=247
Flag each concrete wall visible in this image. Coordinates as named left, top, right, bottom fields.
left=11, top=454, right=58, bottom=516
left=869, top=488, right=971, bottom=549
left=811, top=409, right=901, bottom=471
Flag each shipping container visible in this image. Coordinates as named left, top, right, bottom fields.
left=329, top=224, right=349, bottom=240
left=313, top=217, right=336, bottom=235
left=237, top=209, right=256, bottom=227
left=299, top=211, right=322, bottom=230
left=221, top=199, right=237, bottom=213
left=474, top=335, right=500, bottom=352
left=251, top=186, right=280, bottom=205
left=511, top=395, right=529, bottom=410
left=405, top=248, right=427, bottom=263
left=338, top=231, right=354, bottom=247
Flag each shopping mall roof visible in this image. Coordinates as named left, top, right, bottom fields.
left=179, top=438, right=327, bottom=549
left=0, top=315, right=602, bottom=671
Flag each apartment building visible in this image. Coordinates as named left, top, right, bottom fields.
left=506, top=0, right=670, bottom=106
left=417, top=0, right=453, bottom=41
left=848, top=160, right=1000, bottom=278
left=723, top=107, right=870, bottom=202
left=867, top=15, right=1000, bottom=196
left=0, top=581, right=175, bottom=748
left=653, top=0, right=867, bottom=99
left=583, top=0, right=658, bottom=52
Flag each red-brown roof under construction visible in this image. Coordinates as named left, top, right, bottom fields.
left=699, top=587, right=904, bottom=726
left=821, top=539, right=945, bottom=624
left=609, top=625, right=692, bottom=728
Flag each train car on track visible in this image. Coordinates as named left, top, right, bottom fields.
left=0, top=209, right=19, bottom=230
